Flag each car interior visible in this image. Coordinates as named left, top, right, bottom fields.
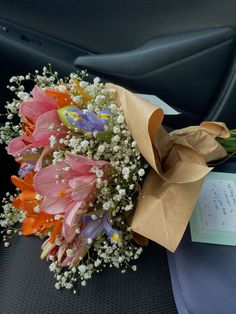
left=0, top=1, right=236, bottom=313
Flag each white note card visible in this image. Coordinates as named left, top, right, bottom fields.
left=190, top=172, right=236, bottom=246
left=135, top=93, right=180, bottom=115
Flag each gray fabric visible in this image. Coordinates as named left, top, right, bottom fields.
left=168, top=229, right=236, bottom=314
left=0, top=236, right=177, bottom=314
left=167, top=160, right=236, bottom=314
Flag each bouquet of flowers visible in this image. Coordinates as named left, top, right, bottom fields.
left=0, top=66, right=233, bottom=292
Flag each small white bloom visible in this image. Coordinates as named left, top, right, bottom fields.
left=65, top=283, right=73, bottom=290
left=55, top=283, right=61, bottom=290
left=113, top=127, right=120, bottom=134
left=93, top=77, right=100, bottom=84
left=129, top=184, right=135, bottom=190
left=113, top=146, right=120, bottom=153
left=97, top=145, right=105, bottom=153
left=90, top=166, right=98, bottom=173
left=66, top=249, right=74, bottom=257
left=72, top=95, right=82, bottom=104
left=103, top=201, right=112, bottom=211
left=33, top=205, right=40, bottom=213
left=113, top=135, right=120, bottom=143
left=109, top=103, right=118, bottom=113
left=138, top=169, right=145, bottom=177
left=117, top=115, right=124, bottom=124
left=49, top=135, right=57, bottom=148
left=35, top=194, right=43, bottom=201
left=17, top=91, right=29, bottom=100
left=96, top=169, right=104, bottom=178
left=81, top=140, right=89, bottom=148
left=118, top=189, right=126, bottom=196
left=95, top=95, right=105, bottom=105
left=78, top=265, right=87, bottom=274
left=58, top=85, right=67, bottom=92
left=122, top=167, right=130, bottom=178
left=80, top=81, right=88, bottom=88
left=54, top=214, right=63, bottom=220
left=72, top=267, right=77, bottom=273
left=87, top=238, right=92, bottom=245
left=9, top=76, right=17, bottom=83
left=87, top=103, right=94, bottom=111
left=94, top=259, right=101, bottom=267
left=49, top=263, right=56, bottom=272
left=124, top=204, right=133, bottom=211
left=118, top=256, right=125, bottom=263
left=96, top=178, right=103, bottom=188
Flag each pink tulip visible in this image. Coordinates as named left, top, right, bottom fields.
left=34, top=153, right=109, bottom=242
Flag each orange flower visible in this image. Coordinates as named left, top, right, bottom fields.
left=45, top=81, right=91, bottom=110
left=45, top=89, right=72, bottom=108
left=22, top=117, right=35, bottom=135
left=11, top=172, right=62, bottom=242
left=72, top=79, right=92, bottom=102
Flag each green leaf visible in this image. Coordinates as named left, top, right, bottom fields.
left=95, top=131, right=113, bottom=143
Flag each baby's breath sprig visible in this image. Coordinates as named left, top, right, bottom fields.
left=0, top=193, right=25, bottom=247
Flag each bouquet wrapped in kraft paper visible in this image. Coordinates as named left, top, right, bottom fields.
left=107, top=83, right=230, bottom=252
left=2, top=68, right=233, bottom=291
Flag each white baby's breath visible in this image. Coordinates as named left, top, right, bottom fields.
left=0, top=67, right=148, bottom=293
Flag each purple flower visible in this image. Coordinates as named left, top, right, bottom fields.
left=66, top=108, right=105, bottom=134
left=97, top=110, right=111, bottom=123
left=18, top=163, right=35, bottom=178
left=80, top=213, right=120, bottom=245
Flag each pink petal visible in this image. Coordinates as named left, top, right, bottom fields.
left=20, top=86, right=57, bottom=123
left=66, top=152, right=109, bottom=175
left=65, top=201, right=87, bottom=226
left=59, top=254, right=74, bottom=267
left=62, top=202, right=85, bottom=243
left=69, top=176, right=96, bottom=201
left=32, top=86, right=56, bottom=105
left=32, top=109, right=67, bottom=146
left=70, top=245, right=88, bottom=267
left=59, top=245, right=88, bottom=267
left=34, top=146, right=53, bottom=172
left=57, top=243, right=69, bottom=263
left=40, top=239, right=57, bottom=260
left=33, top=161, right=77, bottom=197
left=62, top=222, right=76, bottom=243
left=40, top=195, right=72, bottom=214
left=7, top=134, right=35, bottom=156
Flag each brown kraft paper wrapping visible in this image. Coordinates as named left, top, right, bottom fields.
left=106, top=83, right=230, bottom=252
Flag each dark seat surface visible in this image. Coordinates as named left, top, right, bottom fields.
left=0, top=236, right=177, bottom=314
